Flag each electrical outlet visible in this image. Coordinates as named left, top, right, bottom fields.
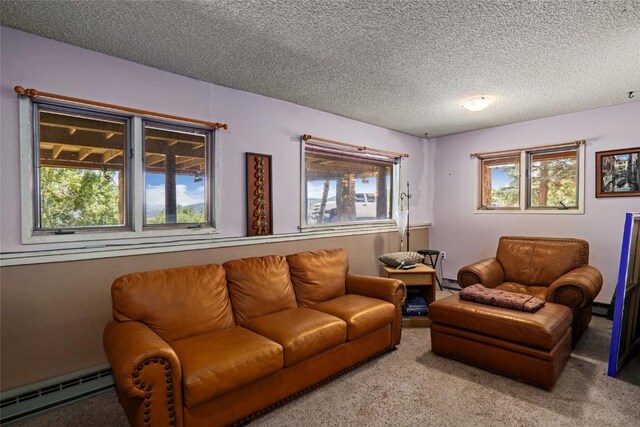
left=441, top=251, right=446, bottom=260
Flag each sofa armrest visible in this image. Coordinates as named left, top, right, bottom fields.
left=104, top=321, right=183, bottom=427
left=346, top=274, right=406, bottom=347
left=457, top=257, right=505, bottom=288
left=346, top=274, right=406, bottom=304
left=547, top=265, right=603, bottom=310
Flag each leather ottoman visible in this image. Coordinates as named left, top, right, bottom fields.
left=429, top=295, right=572, bottom=389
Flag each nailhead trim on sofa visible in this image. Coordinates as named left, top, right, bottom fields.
left=132, top=358, right=175, bottom=426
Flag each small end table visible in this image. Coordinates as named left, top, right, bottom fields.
left=380, top=264, right=436, bottom=327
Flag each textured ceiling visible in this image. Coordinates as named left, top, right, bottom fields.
left=1, top=0, right=639, bottom=137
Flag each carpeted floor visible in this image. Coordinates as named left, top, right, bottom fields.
left=12, top=311, right=640, bottom=426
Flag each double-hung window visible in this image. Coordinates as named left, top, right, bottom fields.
left=302, top=141, right=399, bottom=228
left=24, top=98, right=216, bottom=243
left=476, top=142, right=584, bottom=213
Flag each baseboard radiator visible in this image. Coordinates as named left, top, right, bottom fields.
left=0, top=366, right=114, bottom=424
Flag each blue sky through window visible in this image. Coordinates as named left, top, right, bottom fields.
left=491, top=168, right=512, bottom=189
left=145, top=173, right=205, bottom=214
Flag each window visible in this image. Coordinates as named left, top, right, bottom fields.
left=528, top=149, right=577, bottom=209
left=25, top=99, right=217, bottom=242
left=477, top=144, right=584, bottom=213
left=303, top=143, right=397, bottom=227
left=143, top=122, right=212, bottom=226
left=480, top=155, right=521, bottom=209
left=35, top=106, right=130, bottom=231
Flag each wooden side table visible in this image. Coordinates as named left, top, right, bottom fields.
left=380, top=264, right=436, bottom=327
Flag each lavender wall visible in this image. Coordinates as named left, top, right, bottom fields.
left=430, top=102, right=640, bottom=303
left=0, top=27, right=431, bottom=252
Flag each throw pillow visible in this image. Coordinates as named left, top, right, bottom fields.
left=378, top=251, right=424, bottom=267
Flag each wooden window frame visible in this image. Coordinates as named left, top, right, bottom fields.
left=475, top=144, right=585, bottom=215
left=479, top=155, right=522, bottom=210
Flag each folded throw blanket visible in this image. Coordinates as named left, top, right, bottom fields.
left=459, top=284, right=545, bottom=313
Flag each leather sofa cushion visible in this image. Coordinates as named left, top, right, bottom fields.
left=311, top=294, right=395, bottom=341
left=171, top=326, right=283, bottom=408
left=429, top=295, right=571, bottom=350
left=243, top=308, right=347, bottom=367
left=497, top=237, right=588, bottom=286
left=224, top=255, right=298, bottom=325
left=495, top=282, right=549, bottom=301
left=111, top=264, right=234, bottom=342
left=287, top=248, right=348, bottom=307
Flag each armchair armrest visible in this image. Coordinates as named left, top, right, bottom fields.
left=346, top=274, right=406, bottom=347
left=547, top=265, right=603, bottom=310
left=104, top=321, right=183, bottom=427
left=457, top=257, right=505, bottom=288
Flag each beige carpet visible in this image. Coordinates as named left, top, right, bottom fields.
left=12, top=314, right=640, bottom=426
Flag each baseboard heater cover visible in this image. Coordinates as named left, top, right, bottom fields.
left=0, top=366, right=114, bottom=424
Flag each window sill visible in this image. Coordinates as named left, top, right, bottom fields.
left=2, top=224, right=431, bottom=267
left=299, top=220, right=398, bottom=233
left=22, top=226, right=219, bottom=245
left=474, top=209, right=584, bottom=215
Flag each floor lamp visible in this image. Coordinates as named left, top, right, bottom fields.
left=398, top=182, right=411, bottom=251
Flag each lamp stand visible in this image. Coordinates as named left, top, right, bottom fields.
left=400, top=182, right=412, bottom=251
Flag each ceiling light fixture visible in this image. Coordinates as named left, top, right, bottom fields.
left=461, top=96, right=496, bottom=112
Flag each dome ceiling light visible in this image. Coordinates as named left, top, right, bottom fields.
left=461, top=96, right=496, bottom=112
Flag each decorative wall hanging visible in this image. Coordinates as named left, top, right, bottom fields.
left=596, top=147, right=640, bottom=198
left=246, top=153, right=273, bottom=235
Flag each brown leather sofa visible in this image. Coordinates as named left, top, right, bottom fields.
left=457, top=236, right=603, bottom=344
left=103, top=248, right=406, bottom=426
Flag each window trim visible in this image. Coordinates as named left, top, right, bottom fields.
left=19, top=97, right=219, bottom=245
left=299, top=139, right=400, bottom=231
left=474, top=144, right=585, bottom=215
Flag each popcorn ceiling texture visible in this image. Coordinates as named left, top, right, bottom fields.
left=1, top=0, right=638, bottom=137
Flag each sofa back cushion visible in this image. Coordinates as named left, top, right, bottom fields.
left=112, top=264, right=234, bottom=342
left=287, top=248, right=349, bottom=307
left=224, top=255, right=298, bottom=325
left=497, top=236, right=589, bottom=286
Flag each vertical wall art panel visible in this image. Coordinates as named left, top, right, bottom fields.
left=246, top=153, right=273, bottom=236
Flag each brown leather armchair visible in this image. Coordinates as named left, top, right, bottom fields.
left=457, top=236, right=603, bottom=344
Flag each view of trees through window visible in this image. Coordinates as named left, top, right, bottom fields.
left=37, top=109, right=127, bottom=229
left=40, top=168, right=122, bottom=228
left=529, top=150, right=577, bottom=208
left=305, top=149, right=393, bottom=225
left=481, top=156, right=520, bottom=209
left=479, top=147, right=579, bottom=210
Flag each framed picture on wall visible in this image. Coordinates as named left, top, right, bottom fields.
left=596, top=147, right=640, bottom=198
